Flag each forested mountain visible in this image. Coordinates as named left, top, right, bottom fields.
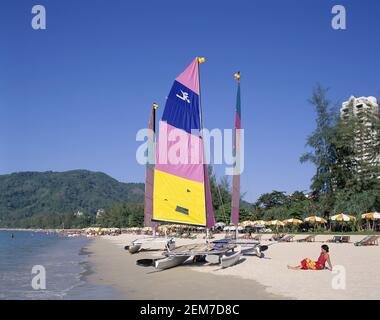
left=0, top=170, right=144, bottom=227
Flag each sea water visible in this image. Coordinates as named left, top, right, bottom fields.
left=0, top=230, right=118, bottom=299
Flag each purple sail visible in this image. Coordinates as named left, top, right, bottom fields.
left=231, top=81, right=241, bottom=226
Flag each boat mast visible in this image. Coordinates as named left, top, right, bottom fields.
left=152, top=102, right=158, bottom=236
left=196, top=57, right=210, bottom=238
left=197, top=57, right=206, bottom=133
left=144, top=102, right=159, bottom=236
left=231, top=72, right=241, bottom=240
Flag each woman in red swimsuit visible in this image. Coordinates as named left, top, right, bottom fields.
left=287, top=245, right=333, bottom=271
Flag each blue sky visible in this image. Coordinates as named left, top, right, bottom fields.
left=1, top=0, right=379, bottom=202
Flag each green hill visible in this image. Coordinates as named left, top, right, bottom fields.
left=0, top=170, right=144, bottom=227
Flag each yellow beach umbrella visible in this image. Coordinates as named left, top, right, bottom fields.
left=304, top=216, right=327, bottom=224
left=253, top=220, right=267, bottom=226
left=157, top=225, right=168, bottom=232
left=361, top=212, right=380, bottom=220
left=241, top=220, right=256, bottom=227
left=266, top=220, right=285, bottom=227
left=283, top=218, right=303, bottom=225
left=330, top=213, right=356, bottom=222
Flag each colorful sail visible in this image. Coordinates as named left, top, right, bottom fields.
left=153, top=58, right=214, bottom=227
left=144, top=104, right=159, bottom=229
left=231, top=72, right=241, bottom=226
left=204, top=163, right=215, bottom=228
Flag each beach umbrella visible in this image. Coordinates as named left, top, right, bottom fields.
left=330, top=213, right=356, bottom=222
left=215, top=222, right=226, bottom=228
left=361, top=212, right=380, bottom=231
left=253, top=220, right=267, bottom=226
left=241, top=220, right=256, bottom=227
left=266, top=220, right=285, bottom=227
left=304, top=216, right=327, bottom=224
left=283, top=218, right=303, bottom=225
left=361, top=212, right=380, bottom=220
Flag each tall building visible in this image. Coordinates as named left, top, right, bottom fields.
left=340, top=96, right=379, bottom=120
left=340, top=96, right=380, bottom=177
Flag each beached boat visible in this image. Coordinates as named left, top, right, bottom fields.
left=126, top=236, right=175, bottom=254
left=136, top=58, right=241, bottom=269
left=210, top=72, right=269, bottom=258
left=154, top=243, right=241, bottom=270
left=126, top=103, right=176, bottom=254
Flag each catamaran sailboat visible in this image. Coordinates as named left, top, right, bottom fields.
left=212, top=72, right=269, bottom=259
left=126, top=103, right=176, bottom=254
left=136, top=57, right=242, bottom=269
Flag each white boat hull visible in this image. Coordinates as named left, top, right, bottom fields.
left=154, top=244, right=241, bottom=270
left=128, top=243, right=142, bottom=254
left=221, top=246, right=241, bottom=268
left=213, top=239, right=267, bottom=258
left=127, top=237, right=175, bottom=254
left=155, top=256, right=189, bottom=270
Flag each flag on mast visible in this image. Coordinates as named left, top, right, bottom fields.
left=231, top=72, right=241, bottom=226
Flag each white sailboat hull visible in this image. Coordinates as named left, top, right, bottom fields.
left=128, top=243, right=142, bottom=254
left=155, top=256, right=189, bottom=270
left=220, top=245, right=241, bottom=268
left=127, top=237, right=175, bottom=254
left=153, top=243, right=241, bottom=270
left=213, top=239, right=267, bottom=258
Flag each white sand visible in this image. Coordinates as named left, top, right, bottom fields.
left=87, top=235, right=281, bottom=299
left=98, top=233, right=380, bottom=300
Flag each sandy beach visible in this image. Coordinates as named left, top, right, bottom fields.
left=86, top=235, right=283, bottom=299
left=86, top=233, right=380, bottom=300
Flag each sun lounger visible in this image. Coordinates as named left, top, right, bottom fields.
left=297, top=235, right=316, bottom=242
left=327, top=236, right=342, bottom=243
left=270, top=234, right=285, bottom=241
left=354, top=235, right=380, bottom=246
left=279, top=235, right=294, bottom=242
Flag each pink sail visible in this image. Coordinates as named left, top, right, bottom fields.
left=155, top=122, right=205, bottom=183
left=175, top=58, right=200, bottom=95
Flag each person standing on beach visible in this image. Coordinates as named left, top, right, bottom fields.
left=287, top=244, right=333, bottom=271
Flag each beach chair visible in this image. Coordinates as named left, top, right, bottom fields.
left=270, top=234, right=285, bottom=241
left=297, top=235, right=316, bottom=242
left=354, top=236, right=380, bottom=246
left=327, top=236, right=342, bottom=243
left=279, top=235, right=294, bottom=242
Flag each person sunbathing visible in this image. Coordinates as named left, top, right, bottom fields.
left=287, top=244, right=333, bottom=271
